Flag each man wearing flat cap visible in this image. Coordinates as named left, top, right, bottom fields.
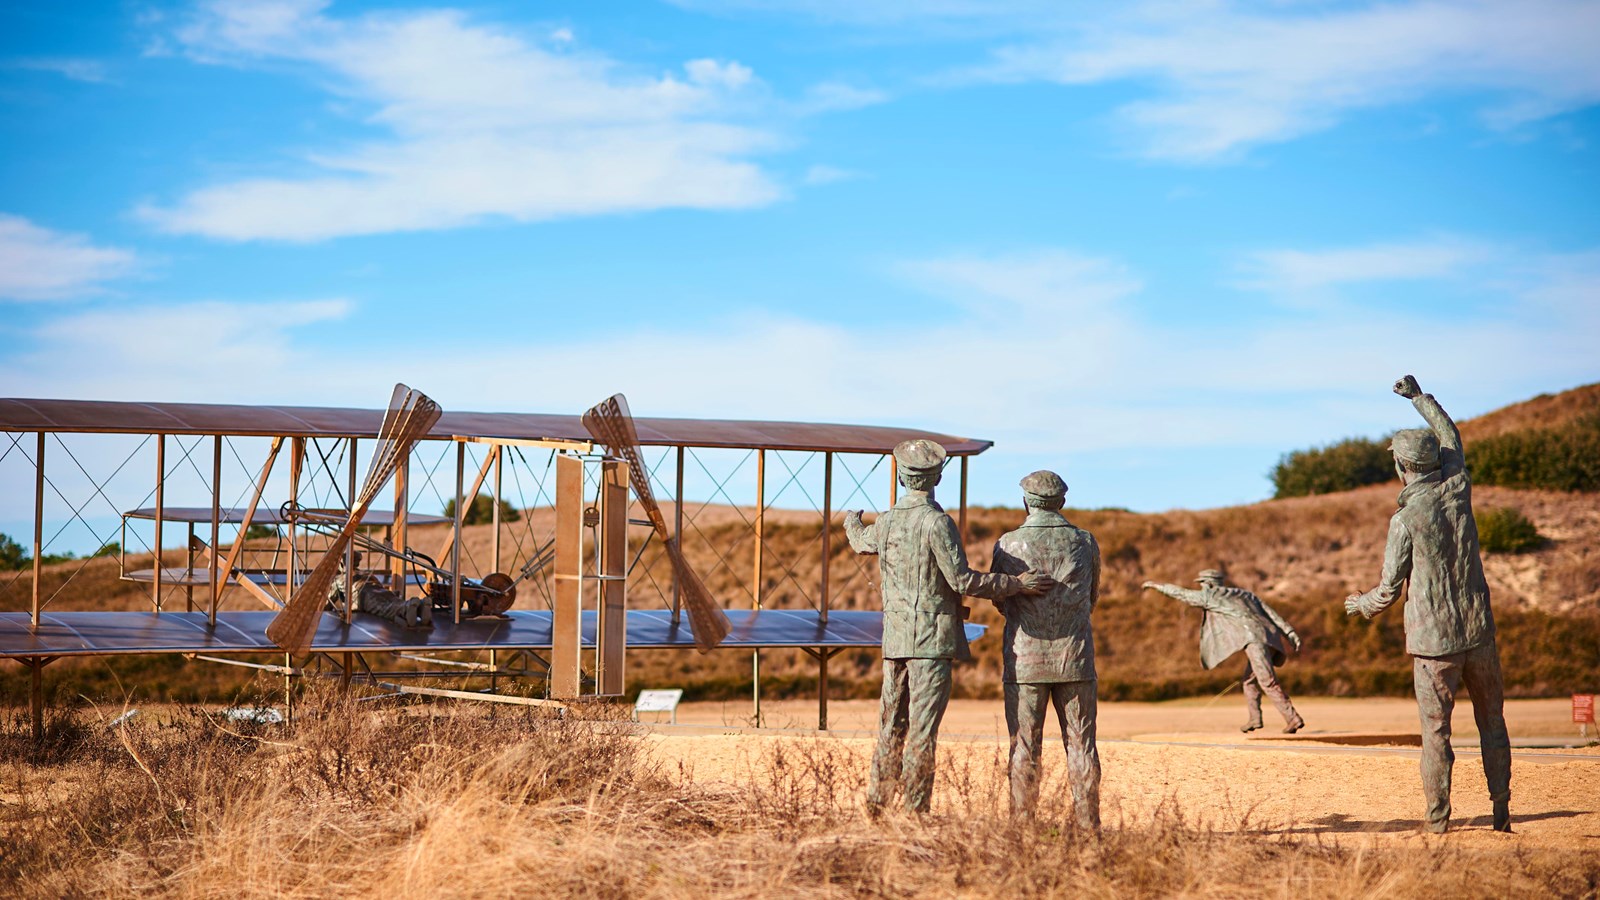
left=1142, top=569, right=1304, bottom=734
left=1346, top=376, right=1511, bottom=834
left=989, top=470, right=1102, bottom=828
left=846, top=439, right=1053, bottom=815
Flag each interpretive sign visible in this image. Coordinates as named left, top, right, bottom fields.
left=634, top=688, right=683, bottom=724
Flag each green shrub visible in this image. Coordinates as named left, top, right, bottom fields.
left=0, top=533, right=23, bottom=570
left=442, top=492, right=522, bottom=525
left=1476, top=506, right=1545, bottom=554
left=1468, top=414, right=1600, bottom=492
left=1271, top=436, right=1396, bottom=498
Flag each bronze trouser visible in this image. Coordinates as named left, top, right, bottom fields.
left=1414, top=641, right=1512, bottom=829
left=1005, top=680, right=1101, bottom=829
left=868, top=657, right=952, bottom=813
left=1241, top=642, right=1299, bottom=727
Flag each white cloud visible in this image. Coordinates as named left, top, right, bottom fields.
left=971, top=0, right=1600, bottom=160
left=9, top=57, right=112, bottom=83
left=900, top=250, right=1141, bottom=318
left=685, top=58, right=755, bottom=90
left=797, top=82, right=889, bottom=114
left=139, top=1, right=781, bottom=241
left=1237, top=236, right=1496, bottom=297
left=4, top=241, right=1592, bottom=487
left=2, top=298, right=350, bottom=399
left=802, top=164, right=860, bottom=185
left=665, top=0, right=1062, bottom=27
left=0, top=214, right=138, bottom=302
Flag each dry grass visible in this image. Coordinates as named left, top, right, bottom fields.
left=2, top=685, right=1596, bottom=899
left=1458, top=382, right=1600, bottom=442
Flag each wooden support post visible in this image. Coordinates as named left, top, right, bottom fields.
left=346, top=438, right=357, bottom=624
left=551, top=454, right=583, bottom=699
left=753, top=449, right=765, bottom=608
left=287, top=437, right=303, bottom=608
left=753, top=449, right=765, bottom=727
left=596, top=459, right=628, bottom=696
left=492, top=444, right=503, bottom=574
left=31, top=433, right=43, bottom=628
left=210, top=436, right=222, bottom=623
left=452, top=441, right=464, bottom=625
left=672, top=445, right=685, bottom=625
left=283, top=652, right=293, bottom=724
left=821, top=452, right=832, bottom=625
left=392, top=455, right=408, bottom=593
left=818, top=649, right=831, bottom=731
left=820, top=452, right=832, bottom=731
left=185, top=523, right=195, bottom=612
left=890, top=455, right=898, bottom=506
left=153, top=434, right=164, bottom=612
left=959, top=455, right=969, bottom=547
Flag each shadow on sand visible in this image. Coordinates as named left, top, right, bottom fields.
left=1286, top=809, right=1587, bottom=834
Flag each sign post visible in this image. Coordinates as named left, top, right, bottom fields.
left=1573, top=694, right=1595, bottom=739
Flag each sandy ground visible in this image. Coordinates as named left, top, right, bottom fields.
left=638, top=697, right=1600, bottom=851
left=658, top=696, right=1590, bottom=742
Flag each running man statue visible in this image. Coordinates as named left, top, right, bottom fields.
left=845, top=439, right=1052, bottom=815
left=1346, top=375, right=1511, bottom=833
left=1143, top=569, right=1305, bottom=733
left=989, top=470, right=1101, bottom=829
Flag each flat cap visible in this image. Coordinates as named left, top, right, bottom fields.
left=1196, top=568, right=1225, bottom=583
left=1019, top=470, right=1067, bottom=499
left=893, top=439, right=947, bottom=475
left=1390, top=428, right=1440, bottom=468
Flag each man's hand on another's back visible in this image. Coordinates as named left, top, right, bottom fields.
left=1018, top=571, right=1056, bottom=595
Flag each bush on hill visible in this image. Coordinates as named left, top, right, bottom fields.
left=1467, top=414, right=1600, bottom=492
left=442, top=492, right=522, bottom=525
left=1477, top=506, right=1545, bottom=554
left=1270, top=436, right=1396, bottom=498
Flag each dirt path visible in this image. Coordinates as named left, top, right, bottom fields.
left=641, top=697, right=1600, bottom=851
left=663, top=696, right=1588, bottom=741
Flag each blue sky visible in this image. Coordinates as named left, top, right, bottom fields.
left=2, top=0, right=1597, bottom=517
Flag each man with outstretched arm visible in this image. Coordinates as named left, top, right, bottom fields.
left=1346, top=375, right=1511, bottom=834
left=845, top=439, right=1053, bottom=816
left=989, top=470, right=1102, bottom=829
left=1143, top=569, right=1304, bottom=734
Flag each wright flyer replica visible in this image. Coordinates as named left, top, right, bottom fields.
left=0, top=385, right=992, bottom=736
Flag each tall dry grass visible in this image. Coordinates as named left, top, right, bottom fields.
left=3, top=684, right=1595, bottom=898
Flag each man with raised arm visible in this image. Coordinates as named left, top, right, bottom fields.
left=1346, top=375, right=1511, bottom=834
left=1142, top=569, right=1304, bottom=734
left=845, top=439, right=1053, bottom=815
left=989, top=470, right=1101, bottom=829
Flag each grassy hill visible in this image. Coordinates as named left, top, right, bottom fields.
left=5, top=386, right=1598, bottom=707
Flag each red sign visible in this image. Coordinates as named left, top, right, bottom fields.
left=1574, top=694, right=1596, bottom=724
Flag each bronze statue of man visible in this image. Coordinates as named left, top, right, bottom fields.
left=989, top=470, right=1101, bottom=829
left=1143, top=569, right=1304, bottom=733
left=1346, top=375, right=1511, bottom=834
left=845, top=439, right=1052, bottom=815
left=327, top=551, right=432, bottom=630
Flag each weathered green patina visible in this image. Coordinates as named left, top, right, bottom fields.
left=846, top=440, right=1050, bottom=814
left=1346, top=376, right=1511, bottom=833
left=1145, top=572, right=1303, bottom=733
left=990, top=469, right=1101, bottom=828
